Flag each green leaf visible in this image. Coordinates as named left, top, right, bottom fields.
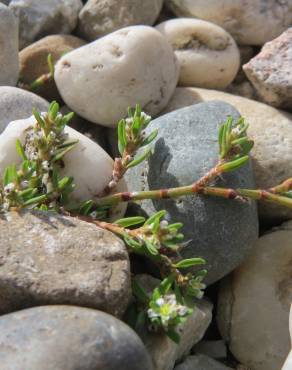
left=48, top=101, right=59, bottom=121
left=132, top=116, right=141, bottom=137
left=220, top=155, right=249, bottom=172
left=61, top=112, right=75, bottom=126
left=3, top=165, right=17, bottom=186
left=165, top=329, right=181, bottom=344
left=52, top=142, right=77, bottom=162
left=144, top=210, right=166, bottom=226
left=141, top=129, right=158, bottom=147
left=79, top=200, right=94, bottom=215
left=115, top=216, right=145, bottom=228
left=23, top=194, right=47, bottom=206
left=159, top=274, right=175, bottom=295
left=47, top=53, right=55, bottom=76
left=132, top=279, right=149, bottom=303
left=173, top=258, right=206, bottom=269
left=126, top=147, right=152, bottom=169
left=32, top=108, right=45, bottom=129
left=118, top=119, right=127, bottom=155
left=15, top=139, right=27, bottom=160
left=124, top=235, right=143, bottom=251
left=144, top=240, right=159, bottom=256
left=58, top=176, right=74, bottom=191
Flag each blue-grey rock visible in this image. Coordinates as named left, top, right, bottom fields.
left=125, top=101, right=259, bottom=284
left=0, top=305, right=153, bottom=370
left=0, top=86, right=49, bottom=133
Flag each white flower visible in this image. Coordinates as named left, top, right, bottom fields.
left=4, top=183, right=15, bottom=194
left=141, top=112, right=151, bottom=122
left=20, top=180, right=29, bottom=188
left=156, top=298, right=165, bottom=307
left=42, top=161, right=50, bottom=171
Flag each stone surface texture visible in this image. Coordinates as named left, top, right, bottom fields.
left=55, top=25, right=179, bottom=127
left=0, top=3, right=18, bottom=86
left=175, top=355, right=234, bottom=370
left=156, top=18, right=240, bottom=88
left=217, top=221, right=292, bottom=370
left=165, top=0, right=292, bottom=46
left=0, top=305, right=153, bottom=370
left=243, top=28, right=292, bottom=110
left=0, top=211, right=131, bottom=317
left=126, top=101, right=259, bottom=285
left=162, top=87, right=292, bottom=221
left=78, top=0, right=164, bottom=40
left=282, top=305, right=292, bottom=370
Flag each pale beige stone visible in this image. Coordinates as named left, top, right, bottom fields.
left=156, top=18, right=240, bottom=89
left=163, top=87, right=292, bottom=221
left=217, top=221, right=292, bottom=370
left=55, top=26, right=179, bottom=127
left=282, top=306, right=292, bottom=370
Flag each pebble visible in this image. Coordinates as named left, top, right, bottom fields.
left=156, top=18, right=240, bottom=88
left=163, top=87, right=292, bottom=221
left=125, top=101, right=259, bottom=284
left=217, top=221, right=292, bottom=370
left=0, top=114, right=128, bottom=220
left=174, top=354, right=234, bottom=370
left=243, top=28, right=292, bottom=111
left=0, top=305, right=153, bottom=370
left=78, top=0, right=163, bottom=40
left=0, top=86, right=49, bottom=134
left=0, top=3, right=18, bottom=86
left=193, top=340, right=227, bottom=359
left=9, top=0, right=83, bottom=49
left=165, top=0, right=292, bottom=46
left=283, top=306, right=292, bottom=370
left=54, top=25, right=179, bottom=127
left=19, top=34, right=86, bottom=101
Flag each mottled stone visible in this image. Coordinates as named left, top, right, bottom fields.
left=244, top=28, right=292, bottom=110
left=175, top=355, right=233, bottom=370
left=0, top=3, right=18, bottom=86
left=9, top=0, right=83, bottom=49
left=0, top=305, right=153, bottom=370
left=0, top=86, right=49, bottom=133
left=217, top=221, right=292, bottom=370
left=0, top=211, right=131, bottom=317
left=78, top=0, right=163, bottom=40
left=162, top=87, right=292, bottom=221
left=165, top=0, right=292, bottom=46
left=19, top=34, right=86, bottom=101
left=126, top=101, right=258, bottom=284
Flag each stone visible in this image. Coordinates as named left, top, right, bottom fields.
left=243, top=28, right=292, bottom=110
left=193, top=340, right=227, bottom=359
left=125, top=101, right=258, bottom=285
left=0, top=211, right=131, bottom=317
left=9, top=0, right=83, bottom=49
left=156, top=18, right=240, bottom=89
left=217, top=220, right=292, bottom=370
left=19, top=35, right=86, bottom=102
left=0, top=3, right=18, bottom=86
left=175, top=355, right=234, bottom=370
left=55, top=25, right=179, bottom=127
left=136, top=274, right=213, bottom=370
left=162, top=87, right=292, bottom=221
left=282, top=306, right=292, bottom=370
left=0, top=86, right=49, bottom=134
left=165, top=0, right=292, bottom=46
left=78, top=0, right=164, bottom=41
left=0, top=305, right=153, bottom=370
left=0, top=114, right=127, bottom=220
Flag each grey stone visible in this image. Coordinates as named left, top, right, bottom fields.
left=78, top=0, right=164, bottom=41
left=0, top=211, right=131, bottom=317
left=175, top=355, right=233, bottom=370
left=0, top=305, right=153, bottom=370
left=0, top=3, right=18, bottom=86
left=0, top=86, right=49, bottom=134
left=243, top=28, right=292, bottom=111
left=136, top=275, right=213, bottom=370
left=9, top=0, right=83, bottom=49
left=125, top=101, right=259, bottom=285
left=193, top=340, right=227, bottom=359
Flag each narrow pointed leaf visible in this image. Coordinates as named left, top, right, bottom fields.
left=115, top=216, right=145, bottom=228
left=15, top=139, right=27, bottom=160
left=173, top=258, right=206, bottom=269
left=126, top=147, right=152, bottom=169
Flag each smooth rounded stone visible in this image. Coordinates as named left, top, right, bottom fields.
left=0, top=305, right=153, bottom=370
left=55, top=25, right=180, bottom=127
left=19, top=35, right=86, bottom=101
left=125, top=101, right=258, bottom=285
left=0, top=211, right=131, bottom=317
left=0, top=115, right=127, bottom=220
left=243, top=28, right=292, bottom=111
left=217, top=221, right=292, bottom=370
left=9, top=0, right=83, bottom=49
left=165, top=0, right=292, bottom=46
left=156, top=18, right=240, bottom=89
left=78, top=0, right=164, bottom=41
left=0, top=3, right=18, bottom=86
left=162, top=87, right=292, bottom=221
left=192, top=340, right=227, bottom=359
left=174, top=355, right=234, bottom=370
left=0, top=86, right=49, bottom=134
left=282, top=306, right=292, bottom=370
left=136, top=275, right=213, bottom=370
